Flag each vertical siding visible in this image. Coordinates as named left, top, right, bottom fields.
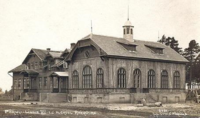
left=108, top=58, right=186, bottom=89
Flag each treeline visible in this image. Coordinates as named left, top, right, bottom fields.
left=158, top=35, right=200, bottom=83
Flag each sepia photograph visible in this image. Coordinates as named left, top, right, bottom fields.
left=0, top=0, right=200, bottom=117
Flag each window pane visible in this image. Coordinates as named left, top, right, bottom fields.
left=83, top=66, right=92, bottom=88
left=148, top=70, right=156, bottom=88
left=118, top=68, right=126, bottom=88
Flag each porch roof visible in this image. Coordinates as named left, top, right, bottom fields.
left=20, top=69, right=39, bottom=75
left=51, top=72, right=68, bottom=77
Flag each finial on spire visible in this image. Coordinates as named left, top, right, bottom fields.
left=91, top=20, right=93, bottom=33
left=128, top=5, right=129, bottom=20
left=158, top=31, right=160, bottom=40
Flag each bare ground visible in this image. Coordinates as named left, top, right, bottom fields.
left=0, top=101, right=200, bottom=118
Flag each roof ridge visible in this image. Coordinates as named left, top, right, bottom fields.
left=32, top=48, right=63, bottom=53
left=92, top=34, right=124, bottom=40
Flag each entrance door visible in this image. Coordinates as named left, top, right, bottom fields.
left=59, top=77, right=68, bottom=93
left=133, top=69, right=142, bottom=92
left=53, top=77, right=59, bottom=93
left=31, top=77, right=37, bottom=89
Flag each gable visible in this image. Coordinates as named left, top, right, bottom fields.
left=66, top=39, right=107, bottom=61
left=72, top=45, right=100, bottom=60
left=22, top=49, right=46, bottom=64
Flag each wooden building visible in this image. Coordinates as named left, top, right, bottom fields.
left=9, top=19, right=188, bottom=103
left=9, top=48, right=69, bottom=101
left=65, top=19, right=188, bottom=103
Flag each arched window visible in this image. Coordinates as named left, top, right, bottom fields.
left=131, top=29, right=133, bottom=34
left=72, top=70, right=79, bottom=88
left=117, top=68, right=126, bottom=88
left=133, top=69, right=141, bottom=88
left=161, top=70, right=168, bottom=88
left=173, top=71, right=180, bottom=88
left=82, top=66, right=92, bottom=88
left=96, top=68, right=104, bottom=88
left=148, top=69, right=156, bottom=88
left=124, top=29, right=126, bottom=35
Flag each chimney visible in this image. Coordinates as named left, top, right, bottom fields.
left=70, top=43, right=76, bottom=49
left=46, top=48, right=51, bottom=51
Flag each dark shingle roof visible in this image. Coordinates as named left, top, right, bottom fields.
left=80, top=34, right=188, bottom=63
left=32, top=48, right=63, bottom=59
left=8, top=64, right=27, bottom=73
left=22, top=48, right=64, bottom=63
left=32, top=48, right=47, bottom=60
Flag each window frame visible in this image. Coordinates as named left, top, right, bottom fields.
left=173, top=71, right=180, bottom=88
left=82, top=66, right=92, bottom=88
left=96, top=68, right=104, bottom=88
left=39, top=77, right=42, bottom=89
left=72, top=70, right=79, bottom=88
left=44, top=77, right=47, bottom=87
left=117, top=68, right=126, bottom=88
left=161, top=70, right=168, bottom=88
left=133, top=69, right=141, bottom=88
left=147, top=69, right=156, bottom=88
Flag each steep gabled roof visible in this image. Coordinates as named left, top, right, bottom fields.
left=68, top=34, right=188, bottom=63
left=48, top=51, right=63, bottom=59
left=22, top=48, right=63, bottom=64
left=8, top=64, right=27, bottom=73
left=61, top=48, right=70, bottom=57
left=32, top=48, right=47, bottom=60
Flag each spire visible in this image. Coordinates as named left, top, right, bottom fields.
left=91, top=20, right=93, bottom=33
left=128, top=5, right=129, bottom=20
left=90, top=20, right=93, bottom=38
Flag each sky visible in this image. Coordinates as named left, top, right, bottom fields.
left=0, top=0, right=199, bottom=91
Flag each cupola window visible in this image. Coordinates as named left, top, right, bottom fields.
left=127, top=27, right=129, bottom=34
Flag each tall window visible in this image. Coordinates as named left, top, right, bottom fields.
left=83, top=66, right=92, bottom=88
left=117, top=68, right=126, bottom=88
left=27, top=63, right=30, bottom=69
left=161, top=70, right=168, bottom=88
left=131, top=29, right=133, bottom=34
left=39, top=77, right=42, bottom=89
left=97, top=68, right=104, bottom=88
left=14, top=80, right=17, bottom=89
left=44, top=77, right=47, bottom=87
left=148, top=69, right=156, bottom=88
left=18, top=79, right=21, bottom=88
left=173, top=71, right=180, bottom=88
left=39, top=61, right=43, bottom=68
left=133, top=69, right=141, bottom=88
left=35, top=62, right=38, bottom=69
left=31, top=62, right=34, bottom=69
left=124, top=29, right=125, bottom=34
left=72, top=70, right=79, bottom=88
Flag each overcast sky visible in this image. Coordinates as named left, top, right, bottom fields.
left=0, top=0, right=199, bottom=91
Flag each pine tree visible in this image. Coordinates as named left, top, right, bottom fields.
left=158, top=35, right=182, bottom=54
left=158, top=35, right=166, bottom=44
left=183, top=40, right=200, bottom=82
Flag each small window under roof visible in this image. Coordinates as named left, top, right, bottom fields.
left=117, top=42, right=137, bottom=52
left=145, top=45, right=164, bottom=54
